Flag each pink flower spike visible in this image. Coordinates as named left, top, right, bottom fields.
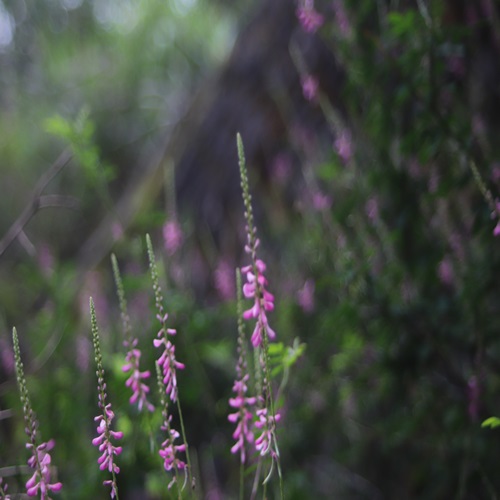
left=228, top=375, right=256, bottom=464
left=25, top=441, right=62, bottom=499
left=296, top=0, right=324, bottom=33
left=301, top=74, right=319, bottom=101
left=123, top=347, right=154, bottom=412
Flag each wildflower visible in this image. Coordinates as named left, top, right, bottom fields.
left=112, top=254, right=154, bottom=413
left=333, top=129, right=353, bottom=163
left=90, top=298, right=122, bottom=498
left=159, top=416, right=187, bottom=488
left=254, top=407, right=281, bottom=457
left=365, top=197, right=379, bottom=221
left=332, top=0, right=352, bottom=38
left=228, top=374, right=256, bottom=464
left=0, top=477, right=11, bottom=499
left=297, top=279, right=315, bottom=313
left=12, top=327, right=62, bottom=499
left=155, top=362, right=188, bottom=490
left=163, top=220, right=183, bottom=256
left=437, top=257, right=454, bottom=286
left=123, top=344, right=154, bottom=412
left=214, top=258, right=235, bottom=301
left=301, top=74, right=319, bottom=101
left=296, top=0, right=324, bottom=33
left=154, top=329, right=185, bottom=402
left=312, top=191, right=332, bottom=211
left=242, top=259, right=276, bottom=348
left=92, top=405, right=124, bottom=474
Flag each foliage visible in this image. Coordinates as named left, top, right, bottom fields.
left=2, top=0, right=500, bottom=499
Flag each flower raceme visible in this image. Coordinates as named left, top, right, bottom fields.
left=242, top=259, right=276, bottom=348
left=122, top=342, right=154, bottom=412
left=25, top=440, right=63, bottom=498
left=92, top=404, right=123, bottom=475
left=228, top=374, right=256, bottom=464
left=154, top=314, right=185, bottom=403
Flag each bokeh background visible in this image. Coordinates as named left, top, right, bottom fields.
left=2, top=0, right=500, bottom=498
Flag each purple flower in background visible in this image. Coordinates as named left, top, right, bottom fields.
left=242, top=259, right=276, bottom=348
left=296, top=0, right=324, bottom=33
left=334, top=129, right=353, bottom=162
left=438, top=257, right=454, bottom=286
left=25, top=440, right=63, bottom=498
left=301, top=74, right=319, bottom=101
left=214, top=258, right=235, bottom=301
left=365, top=197, right=379, bottom=221
left=163, top=220, right=183, bottom=256
left=297, top=279, right=315, bottom=313
left=228, top=374, right=256, bottom=464
left=332, top=0, right=352, bottom=38
left=312, top=191, right=332, bottom=211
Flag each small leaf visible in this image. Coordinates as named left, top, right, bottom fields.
left=481, top=416, right=500, bottom=428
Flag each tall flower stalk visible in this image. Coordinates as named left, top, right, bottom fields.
left=111, top=253, right=154, bottom=412
left=90, top=298, right=123, bottom=499
left=146, top=234, right=193, bottom=491
left=228, top=269, right=257, bottom=498
left=236, top=134, right=283, bottom=495
left=12, top=327, right=62, bottom=499
left=156, top=362, right=187, bottom=494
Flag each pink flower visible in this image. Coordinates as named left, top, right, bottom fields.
left=159, top=415, right=187, bottom=489
left=254, top=408, right=281, bottom=457
left=312, top=191, right=332, bottom=211
left=332, top=0, right=352, bottom=38
left=297, top=279, right=315, bottom=313
left=228, top=374, right=256, bottom=464
left=365, top=197, right=379, bottom=221
left=301, top=75, right=319, bottom=101
left=214, top=258, right=235, bottom=301
left=123, top=344, right=154, bottom=412
left=270, top=153, right=292, bottom=185
left=438, top=257, right=454, bottom=286
left=163, top=220, right=183, bottom=256
left=25, top=440, right=63, bottom=498
left=0, top=477, right=10, bottom=499
left=242, top=259, right=276, bottom=348
left=334, top=129, right=353, bottom=163
left=92, top=404, right=123, bottom=475
left=154, top=321, right=185, bottom=402
left=296, top=0, right=324, bottom=33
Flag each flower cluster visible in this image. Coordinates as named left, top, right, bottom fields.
left=123, top=341, right=154, bottom=412
left=112, top=253, right=154, bottom=413
left=12, top=327, right=62, bottom=499
left=242, top=259, right=276, bottom=348
left=90, top=298, right=122, bottom=499
left=92, top=403, right=123, bottom=476
left=154, top=314, right=185, bottom=402
left=159, top=416, right=187, bottom=489
left=228, top=374, right=256, bottom=464
left=254, top=408, right=281, bottom=458
left=296, top=0, right=324, bottom=33
left=25, top=440, right=63, bottom=498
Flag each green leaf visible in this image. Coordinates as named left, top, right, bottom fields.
left=481, top=416, right=500, bottom=429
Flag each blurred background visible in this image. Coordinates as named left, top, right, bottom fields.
left=2, top=0, right=500, bottom=498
